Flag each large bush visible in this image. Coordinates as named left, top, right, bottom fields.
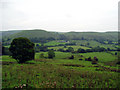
left=9, top=37, right=35, bottom=63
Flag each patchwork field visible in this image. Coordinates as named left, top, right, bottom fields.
left=48, top=46, right=91, bottom=51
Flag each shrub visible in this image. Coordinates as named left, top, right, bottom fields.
left=88, top=57, right=92, bottom=61
left=69, top=55, right=74, bottom=59
left=115, top=52, right=117, bottom=55
left=94, top=56, right=98, bottom=61
left=79, top=59, right=83, bottom=60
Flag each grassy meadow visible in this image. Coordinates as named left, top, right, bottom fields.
left=2, top=50, right=120, bottom=88
left=1, top=30, right=119, bottom=88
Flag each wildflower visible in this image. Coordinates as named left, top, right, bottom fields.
left=23, top=84, right=26, bottom=87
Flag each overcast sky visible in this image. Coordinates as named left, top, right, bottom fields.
left=1, top=0, right=119, bottom=32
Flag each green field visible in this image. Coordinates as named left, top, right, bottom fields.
left=35, top=40, right=118, bottom=51
left=2, top=51, right=120, bottom=88
left=48, top=45, right=91, bottom=51
left=71, top=40, right=117, bottom=49
left=44, top=41, right=66, bottom=46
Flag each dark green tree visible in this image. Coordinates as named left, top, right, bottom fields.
left=115, top=52, right=117, bottom=55
left=66, top=47, right=74, bottom=52
left=77, top=48, right=86, bottom=53
left=9, top=37, right=35, bottom=63
left=48, top=50, right=55, bottom=59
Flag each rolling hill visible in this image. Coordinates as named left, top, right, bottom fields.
left=1, top=29, right=118, bottom=45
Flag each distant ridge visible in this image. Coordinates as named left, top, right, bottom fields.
left=1, top=29, right=118, bottom=43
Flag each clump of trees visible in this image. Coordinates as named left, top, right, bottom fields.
left=48, top=50, right=55, bottom=59
left=30, top=37, right=55, bottom=43
left=66, top=47, right=74, bottom=52
left=9, top=37, right=35, bottom=63
left=56, top=46, right=117, bottom=53
left=39, top=43, right=48, bottom=52
left=84, top=56, right=98, bottom=64
left=35, top=43, right=48, bottom=52
left=91, top=46, right=106, bottom=52
left=65, top=42, right=76, bottom=46
left=77, top=48, right=86, bottom=53
left=85, top=57, right=92, bottom=61
left=57, top=48, right=64, bottom=52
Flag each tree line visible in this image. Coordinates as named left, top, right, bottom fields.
left=2, top=43, right=119, bottom=56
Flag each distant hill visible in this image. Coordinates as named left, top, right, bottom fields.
left=64, top=31, right=118, bottom=41
left=4, top=30, right=59, bottom=39
left=2, top=30, right=22, bottom=37
left=1, top=29, right=118, bottom=45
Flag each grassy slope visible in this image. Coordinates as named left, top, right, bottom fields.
left=65, top=32, right=118, bottom=41
left=2, top=51, right=119, bottom=88
left=4, top=30, right=59, bottom=40
left=44, top=41, right=66, bottom=46
left=2, top=30, right=118, bottom=42
left=35, top=52, right=118, bottom=63
left=3, top=63, right=119, bottom=88
left=71, top=40, right=117, bottom=49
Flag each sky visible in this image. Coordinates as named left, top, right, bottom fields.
left=0, top=0, right=119, bottom=32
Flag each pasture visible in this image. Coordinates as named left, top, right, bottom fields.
left=48, top=46, right=91, bottom=51
left=2, top=51, right=120, bottom=88
left=44, top=41, right=66, bottom=46
left=70, top=40, right=117, bottom=49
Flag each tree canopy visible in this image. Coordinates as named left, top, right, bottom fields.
left=9, top=37, right=35, bottom=63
